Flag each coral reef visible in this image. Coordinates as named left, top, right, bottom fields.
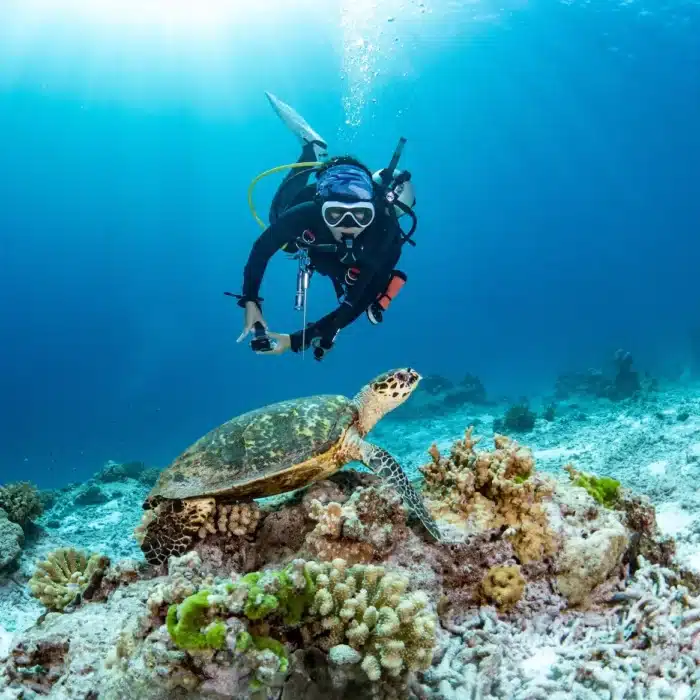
left=0, top=482, right=42, bottom=528
left=304, top=484, right=410, bottom=564
left=0, top=509, right=24, bottom=573
left=9, top=552, right=436, bottom=699
left=542, top=403, right=556, bottom=422
left=554, top=349, right=650, bottom=402
left=74, top=484, right=109, bottom=506
left=480, top=565, right=525, bottom=610
left=494, top=403, right=537, bottom=433
left=198, top=502, right=262, bottom=539
left=28, top=547, right=110, bottom=611
left=417, top=557, right=700, bottom=699
left=164, top=557, right=437, bottom=692
left=420, top=427, right=636, bottom=607
left=420, top=429, right=556, bottom=564
left=564, top=464, right=621, bottom=507
left=2, top=415, right=697, bottom=700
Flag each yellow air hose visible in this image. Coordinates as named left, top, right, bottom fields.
left=247, top=161, right=323, bottom=229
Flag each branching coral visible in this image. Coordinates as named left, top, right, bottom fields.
left=421, top=428, right=556, bottom=563
left=564, top=464, right=620, bottom=507
left=198, top=502, right=262, bottom=539
left=28, top=547, right=110, bottom=611
left=302, top=560, right=436, bottom=682
left=0, top=482, right=43, bottom=528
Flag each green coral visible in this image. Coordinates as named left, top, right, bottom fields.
left=167, top=558, right=437, bottom=687
left=239, top=565, right=315, bottom=625
left=235, top=630, right=253, bottom=651
left=166, top=590, right=226, bottom=651
left=252, top=636, right=289, bottom=674
left=240, top=573, right=280, bottom=620
left=565, top=465, right=620, bottom=507
left=28, top=547, right=109, bottom=611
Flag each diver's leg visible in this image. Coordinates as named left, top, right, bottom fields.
left=269, top=143, right=320, bottom=224
left=266, top=91, right=331, bottom=223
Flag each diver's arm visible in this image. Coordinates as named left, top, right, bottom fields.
left=289, top=250, right=400, bottom=352
left=240, top=202, right=316, bottom=304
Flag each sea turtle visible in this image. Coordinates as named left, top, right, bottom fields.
left=139, top=368, right=441, bottom=565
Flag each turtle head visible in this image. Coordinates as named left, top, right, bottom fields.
left=354, top=368, right=421, bottom=434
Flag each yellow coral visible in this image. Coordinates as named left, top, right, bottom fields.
left=481, top=565, right=526, bottom=609
left=421, top=428, right=556, bottom=563
left=28, top=547, right=109, bottom=611
left=197, top=502, right=261, bottom=539
left=302, top=559, right=437, bottom=682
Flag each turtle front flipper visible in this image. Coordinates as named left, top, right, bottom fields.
left=139, top=497, right=216, bottom=566
left=357, top=440, right=442, bottom=541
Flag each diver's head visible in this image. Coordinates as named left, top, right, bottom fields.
left=315, top=157, right=377, bottom=241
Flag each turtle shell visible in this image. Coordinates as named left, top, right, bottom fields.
left=146, top=394, right=357, bottom=501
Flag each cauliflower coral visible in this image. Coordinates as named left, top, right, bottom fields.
left=420, top=428, right=557, bottom=563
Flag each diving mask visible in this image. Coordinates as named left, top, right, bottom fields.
left=321, top=200, right=376, bottom=229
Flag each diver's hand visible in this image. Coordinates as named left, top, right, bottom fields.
left=255, top=332, right=291, bottom=356
left=237, top=302, right=266, bottom=343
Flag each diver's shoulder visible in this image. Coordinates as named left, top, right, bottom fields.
left=282, top=200, right=318, bottom=217
left=274, top=201, right=322, bottom=229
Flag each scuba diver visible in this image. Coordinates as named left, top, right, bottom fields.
left=232, top=92, right=418, bottom=361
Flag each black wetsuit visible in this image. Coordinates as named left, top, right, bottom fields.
left=240, top=199, right=404, bottom=352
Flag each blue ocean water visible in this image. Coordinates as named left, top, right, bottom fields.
left=0, top=0, right=698, bottom=488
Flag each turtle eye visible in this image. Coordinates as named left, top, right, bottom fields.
left=396, top=369, right=419, bottom=385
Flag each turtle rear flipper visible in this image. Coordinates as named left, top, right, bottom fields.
left=357, top=440, right=442, bottom=541
left=141, top=498, right=216, bottom=566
